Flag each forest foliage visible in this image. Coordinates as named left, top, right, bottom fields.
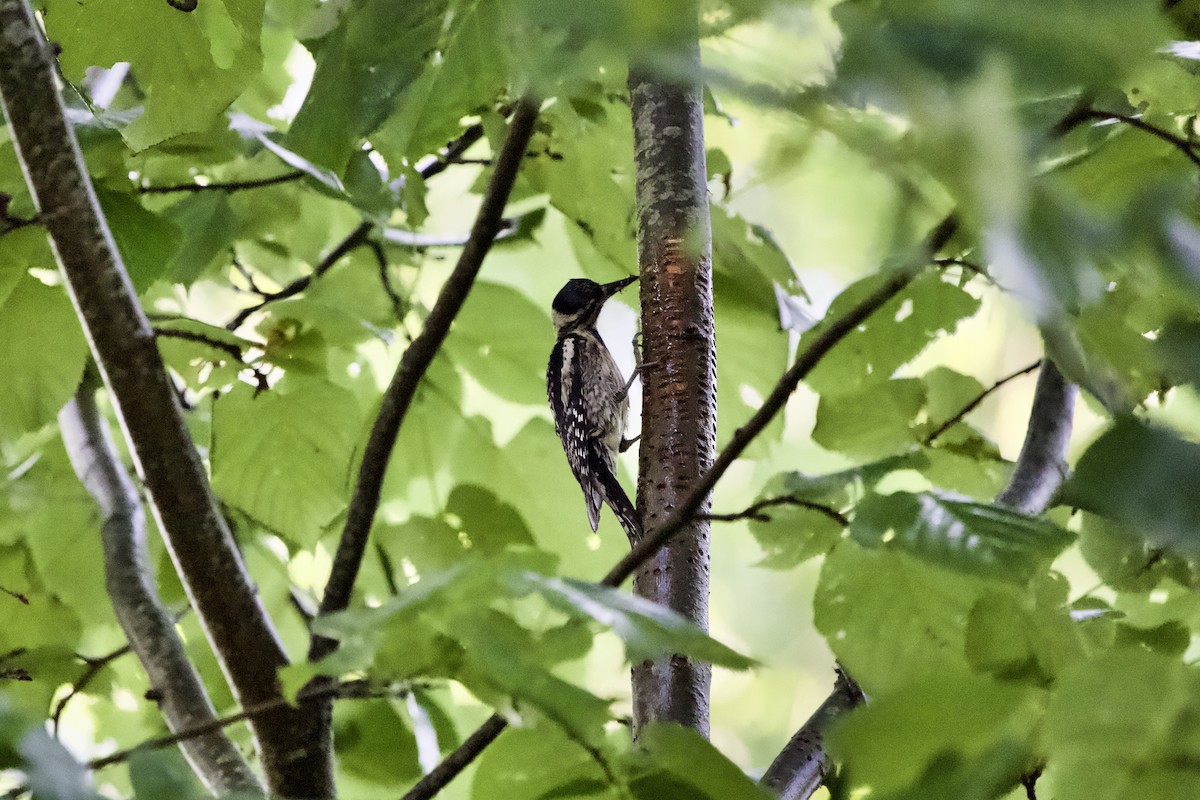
left=5, top=0, right=1200, bottom=798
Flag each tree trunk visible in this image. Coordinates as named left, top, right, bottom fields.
left=628, top=43, right=716, bottom=737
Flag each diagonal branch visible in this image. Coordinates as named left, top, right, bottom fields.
left=0, top=5, right=330, bottom=795
left=58, top=368, right=262, bottom=797
left=397, top=214, right=960, bottom=800
left=308, top=97, right=542, bottom=661
left=759, top=667, right=865, bottom=800
left=1059, top=108, right=1200, bottom=171
left=994, top=358, right=1077, bottom=514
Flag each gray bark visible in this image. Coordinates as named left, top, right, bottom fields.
left=59, top=370, right=262, bottom=797
left=0, top=2, right=331, bottom=795
left=995, top=360, right=1077, bottom=513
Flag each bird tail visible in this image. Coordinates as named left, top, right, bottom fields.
left=600, top=468, right=642, bottom=543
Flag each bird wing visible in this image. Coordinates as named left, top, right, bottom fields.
left=548, top=335, right=604, bottom=531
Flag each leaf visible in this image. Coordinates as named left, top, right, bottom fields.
left=94, top=189, right=181, bottom=293
left=1044, top=650, right=1200, bottom=800
left=370, top=0, right=509, bottom=166
left=0, top=275, right=88, bottom=439
left=508, top=572, right=755, bottom=669
left=128, top=749, right=206, bottom=800
left=636, top=724, right=774, bottom=800
left=255, top=134, right=346, bottom=193
left=812, top=378, right=925, bottom=459
left=211, top=376, right=363, bottom=542
left=445, top=282, right=552, bottom=405
left=748, top=502, right=845, bottom=569
left=44, top=0, right=265, bottom=150
left=332, top=699, right=421, bottom=786
left=471, top=722, right=610, bottom=800
left=286, top=0, right=445, bottom=172
left=802, top=271, right=981, bottom=395
left=162, top=193, right=240, bottom=284
left=826, top=675, right=1037, bottom=799
left=850, top=491, right=1074, bottom=582
left=814, top=541, right=986, bottom=695
left=1061, top=417, right=1200, bottom=558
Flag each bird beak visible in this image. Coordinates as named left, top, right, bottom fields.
left=600, top=275, right=637, bottom=299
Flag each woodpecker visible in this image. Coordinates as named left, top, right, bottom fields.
left=547, top=276, right=642, bottom=541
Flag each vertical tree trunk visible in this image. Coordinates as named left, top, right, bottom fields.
left=628, top=42, right=715, bottom=736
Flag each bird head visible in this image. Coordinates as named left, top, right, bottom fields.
left=551, top=276, right=636, bottom=334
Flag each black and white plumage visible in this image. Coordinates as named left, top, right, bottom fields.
left=547, top=276, right=642, bottom=541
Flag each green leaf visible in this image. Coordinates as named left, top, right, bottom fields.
left=44, top=0, right=265, bottom=150
left=636, top=724, right=774, bottom=800
left=1061, top=417, right=1200, bottom=558
left=211, top=376, right=363, bottom=542
left=445, top=282, right=551, bottom=405
left=162, top=193, right=240, bottom=285
left=747, top=501, right=845, bottom=569
left=803, top=271, right=981, bottom=395
left=370, top=0, right=509, bottom=166
left=333, top=699, right=421, bottom=786
left=827, top=675, right=1037, bottom=799
left=813, top=379, right=925, bottom=459
left=964, top=590, right=1082, bottom=683
left=1044, top=650, right=1200, bottom=800
left=850, top=491, right=1074, bottom=582
left=95, top=189, right=181, bottom=293
left=0, top=275, right=88, bottom=439
left=128, top=749, right=206, bottom=800
left=508, top=572, right=755, bottom=669
left=286, top=0, right=445, bottom=172
left=815, top=541, right=985, bottom=694
left=471, top=722, right=610, bottom=800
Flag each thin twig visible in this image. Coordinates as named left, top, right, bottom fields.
left=398, top=214, right=960, bottom=800
left=1060, top=108, right=1200, bottom=170
left=152, top=326, right=271, bottom=392
left=138, top=171, right=305, bottom=194
left=703, top=496, right=849, bottom=526
left=88, top=680, right=374, bottom=771
left=225, top=221, right=373, bottom=330
left=309, top=98, right=542, bottom=664
left=923, top=360, right=1042, bottom=445
left=51, top=644, right=134, bottom=735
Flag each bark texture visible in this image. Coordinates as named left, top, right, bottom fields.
left=0, top=3, right=331, bottom=795
left=760, top=669, right=864, bottom=800
left=995, top=359, right=1077, bottom=513
left=629, top=51, right=715, bottom=736
left=59, top=371, right=262, bottom=797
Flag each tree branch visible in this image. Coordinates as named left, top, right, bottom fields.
left=397, top=214, right=959, bottom=800
left=138, top=171, right=305, bottom=194
left=923, top=360, right=1042, bottom=445
left=225, top=220, right=373, bottom=330
left=87, top=679, right=375, bottom=773
left=759, top=668, right=865, bottom=800
left=51, top=644, right=134, bottom=735
left=0, top=5, right=330, bottom=795
left=703, top=497, right=849, bottom=527
left=308, top=97, right=541, bottom=661
left=58, top=368, right=262, bottom=797
left=1057, top=107, right=1200, bottom=170
left=994, top=359, right=1077, bottom=514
